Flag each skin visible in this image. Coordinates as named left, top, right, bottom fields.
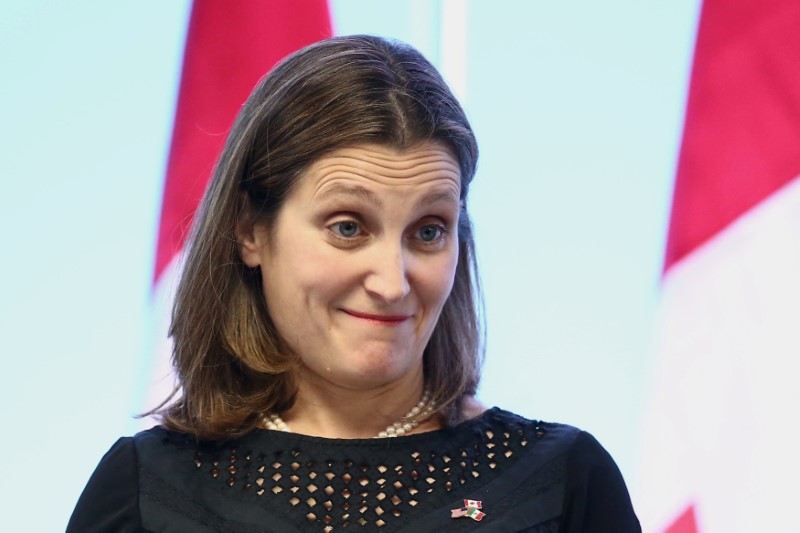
left=239, top=143, right=481, bottom=438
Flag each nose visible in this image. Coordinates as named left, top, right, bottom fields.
left=363, top=242, right=411, bottom=304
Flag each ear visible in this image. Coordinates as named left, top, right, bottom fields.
left=235, top=199, right=267, bottom=268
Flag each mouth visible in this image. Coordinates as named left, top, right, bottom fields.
left=341, top=309, right=412, bottom=325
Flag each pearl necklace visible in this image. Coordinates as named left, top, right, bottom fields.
left=262, top=390, right=436, bottom=438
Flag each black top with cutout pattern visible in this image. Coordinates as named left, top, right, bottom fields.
left=68, top=408, right=640, bottom=532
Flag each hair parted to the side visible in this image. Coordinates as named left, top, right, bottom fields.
left=152, top=35, right=483, bottom=440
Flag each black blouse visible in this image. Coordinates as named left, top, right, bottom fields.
left=68, top=408, right=640, bottom=532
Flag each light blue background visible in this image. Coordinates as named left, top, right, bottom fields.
left=0, top=1, right=699, bottom=528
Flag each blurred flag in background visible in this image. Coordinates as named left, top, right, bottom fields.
left=148, top=0, right=331, bottom=411
left=637, top=0, right=800, bottom=531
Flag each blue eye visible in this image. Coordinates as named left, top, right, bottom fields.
left=417, top=224, right=444, bottom=242
left=332, top=221, right=360, bottom=238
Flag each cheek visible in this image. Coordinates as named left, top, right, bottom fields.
left=266, top=239, right=357, bottom=310
left=419, top=249, right=460, bottom=310
left=262, top=259, right=337, bottom=349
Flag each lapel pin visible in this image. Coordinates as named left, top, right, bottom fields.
left=451, top=499, right=486, bottom=521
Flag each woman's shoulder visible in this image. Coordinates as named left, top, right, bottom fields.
left=480, top=409, right=632, bottom=490
left=67, top=436, right=142, bottom=531
left=481, top=407, right=616, bottom=455
left=474, top=408, right=640, bottom=531
left=470, top=406, right=582, bottom=444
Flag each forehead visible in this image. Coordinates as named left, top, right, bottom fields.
left=296, top=143, right=462, bottom=201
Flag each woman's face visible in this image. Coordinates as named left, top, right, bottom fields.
left=239, top=143, right=461, bottom=391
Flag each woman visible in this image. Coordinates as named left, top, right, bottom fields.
left=69, top=35, right=640, bottom=532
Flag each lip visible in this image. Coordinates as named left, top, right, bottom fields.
left=341, top=309, right=412, bottom=325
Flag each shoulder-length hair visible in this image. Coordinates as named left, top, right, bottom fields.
left=155, top=35, right=482, bottom=440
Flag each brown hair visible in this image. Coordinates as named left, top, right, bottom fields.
left=155, top=35, right=482, bottom=439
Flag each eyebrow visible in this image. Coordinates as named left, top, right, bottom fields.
left=314, top=184, right=460, bottom=208
left=421, top=190, right=461, bottom=206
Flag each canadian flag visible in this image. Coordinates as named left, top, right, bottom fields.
left=464, top=499, right=483, bottom=509
left=147, top=0, right=331, bottom=412
left=636, top=0, right=800, bottom=532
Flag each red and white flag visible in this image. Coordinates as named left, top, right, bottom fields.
left=147, top=0, right=332, bottom=412
left=637, top=0, right=800, bottom=531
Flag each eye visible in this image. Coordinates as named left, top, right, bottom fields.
left=416, top=224, right=447, bottom=243
left=330, top=220, right=361, bottom=238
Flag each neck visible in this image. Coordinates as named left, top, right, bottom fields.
left=278, top=369, right=440, bottom=439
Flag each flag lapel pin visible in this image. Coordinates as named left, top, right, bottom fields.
left=451, top=499, right=486, bottom=521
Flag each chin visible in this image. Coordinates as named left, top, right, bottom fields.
left=335, top=349, right=420, bottom=388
